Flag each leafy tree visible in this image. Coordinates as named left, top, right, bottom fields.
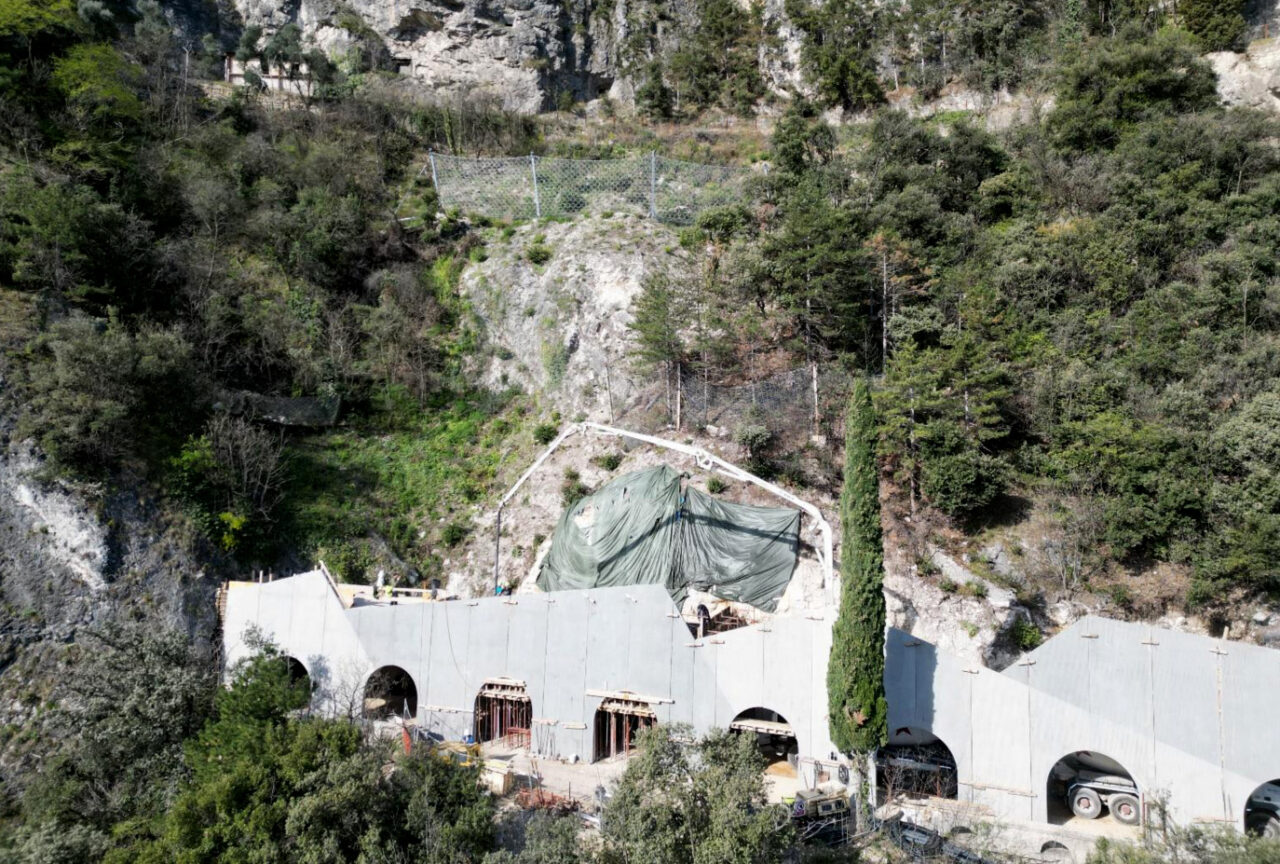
left=484, top=813, right=585, bottom=864
left=760, top=179, right=870, bottom=367
left=0, top=172, right=157, bottom=308
left=16, top=624, right=216, bottom=855
left=1047, top=29, right=1219, bottom=152
left=21, top=316, right=198, bottom=472
left=51, top=41, right=143, bottom=123
left=119, top=640, right=496, bottom=863
left=827, top=378, right=888, bottom=754
left=770, top=98, right=836, bottom=177
left=600, top=724, right=793, bottom=864
left=785, top=0, right=884, bottom=110
left=1180, top=0, right=1245, bottom=50
left=636, top=60, right=673, bottom=120
left=629, top=273, right=691, bottom=426
left=668, top=0, right=764, bottom=115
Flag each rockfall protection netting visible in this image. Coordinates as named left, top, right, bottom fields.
left=595, top=364, right=856, bottom=451
left=427, top=153, right=755, bottom=225
left=536, top=465, right=800, bottom=612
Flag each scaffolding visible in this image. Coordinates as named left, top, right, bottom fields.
left=594, top=697, right=656, bottom=761
left=474, top=679, right=532, bottom=749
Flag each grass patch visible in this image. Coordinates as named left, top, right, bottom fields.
left=593, top=452, right=623, bottom=471
left=282, top=386, right=521, bottom=583
left=561, top=468, right=591, bottom=507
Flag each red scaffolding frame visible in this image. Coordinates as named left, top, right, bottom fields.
left=474, top=681, right=531, bottom=749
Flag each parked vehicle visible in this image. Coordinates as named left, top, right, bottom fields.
left=792, top=787, right=850, bottom=820
left=1066, top=770, right=1141, bottom=825
left=1246, top=782, right=1280, bottom=838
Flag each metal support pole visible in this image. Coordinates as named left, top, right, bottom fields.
left=649, top=151, right=657, bottom=220
left=428, top=149, right=439, bottom=194
left=530, top=153, right=541, bottom=219
left=493, top=508, right=502, bottom=594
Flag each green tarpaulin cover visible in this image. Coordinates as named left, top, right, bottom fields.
left=536, top=465, right=800, bottom=612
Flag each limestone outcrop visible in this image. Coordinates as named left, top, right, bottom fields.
left=1209, top=38, right=1280, bottom=112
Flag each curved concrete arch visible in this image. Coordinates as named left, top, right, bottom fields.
left=362, top=664, right=419, bottom=721
left=1045, top=750, right=1141, bottom=826
left=882, top=725, right=959, bottom=799
left=725, top=701, right=808, bottom=756
left=282, top=654, right=310, bottom=678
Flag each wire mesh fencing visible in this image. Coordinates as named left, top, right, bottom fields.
left=609, top=364, right=855, bottom=447
left=428, top=152, right=757, bottom=225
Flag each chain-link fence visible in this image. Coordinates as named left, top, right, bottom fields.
left=610, top=365, right=855, bottom=447
left=428, top=152, right=757, bottom=225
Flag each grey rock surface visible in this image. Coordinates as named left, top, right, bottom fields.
left=0, top=421, right=227, bottom=799
left=459, top=214, right=695, bottom=422
left=1209, top=39, right=1280, bottom=113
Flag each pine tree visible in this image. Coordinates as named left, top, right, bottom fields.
left=628, top=273, right=689, bottom=426
left=827, top=376, right=888, bottom=755
left=1180, top=0, right=1245, bottom=51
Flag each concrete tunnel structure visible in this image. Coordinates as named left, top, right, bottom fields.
left=223, top=568, right=1280, bottom=835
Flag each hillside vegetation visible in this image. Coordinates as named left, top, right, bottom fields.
left=3, top=0, right=1280, bottom=857
left=2, top=0, right=1278, bottom=611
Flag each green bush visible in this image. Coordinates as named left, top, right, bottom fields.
left=526, top=243, right=552, bottom=264
left=707, top=476, right=728, bottom=494
left=1047, top=30, right=1218, bottom=153
left=594, top=452, right=623, bottom=471
left=441, top=521, right=470, bottom=547
left=533, top=423, right=559, bottom=445
left=921, top=448, right=1007, bottom=520
left=959, top=580, right=988, bottom=598
left=561, top=468, right=591, bottom=507
left=1009, top=618, right=1043, bottom=651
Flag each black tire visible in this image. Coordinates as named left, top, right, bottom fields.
left=1110, top=793, right=1140, bottom=825
left=1245, top=810, right=1279, bottom=837
left=1070, top=786, right=1102, bottom=820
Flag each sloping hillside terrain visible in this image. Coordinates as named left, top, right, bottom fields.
left=3, top=0, right=1280, bottom=857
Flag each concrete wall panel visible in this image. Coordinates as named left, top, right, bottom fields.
left=1221, top=645, right=1280, bottom=781
left=224, top=572, right=1279, bottom=838
left=541, top=593, right=591, bottom=758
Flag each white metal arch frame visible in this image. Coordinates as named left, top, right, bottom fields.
left=492, top=422, right=834, bottom=601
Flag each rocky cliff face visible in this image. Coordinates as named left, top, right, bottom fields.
left=235, top=0, right=628, bottom=112
left=1209, top=38, right=1280, bottom=112
left=460, top=214, right=695, bottom=419
left=0, top=412, right=227, bottom=802
left=220, top=0, right=1280, bottom=116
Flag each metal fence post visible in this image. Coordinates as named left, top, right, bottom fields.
left=428, top=149, right=438, bottom=192
left=649, top=151, right=657, bottom=220
left=530, top=153, right=541, bottom=219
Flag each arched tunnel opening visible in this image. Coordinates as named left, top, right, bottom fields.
left=363, top=666, right=418, bottom=721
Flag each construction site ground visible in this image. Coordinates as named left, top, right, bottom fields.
left=479, top=742, right=806, bottom=810
left=893, top=795, right=1141, bottom=863
left=481, top=742, right=630, bottom=809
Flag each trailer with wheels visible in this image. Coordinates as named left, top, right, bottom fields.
left=1246, top=782, right=1280, bottom=838
left=1066, top=771, right=1141, bottom=824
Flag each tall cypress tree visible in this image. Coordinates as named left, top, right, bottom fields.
left=827, top=376, right=888, bottom=754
